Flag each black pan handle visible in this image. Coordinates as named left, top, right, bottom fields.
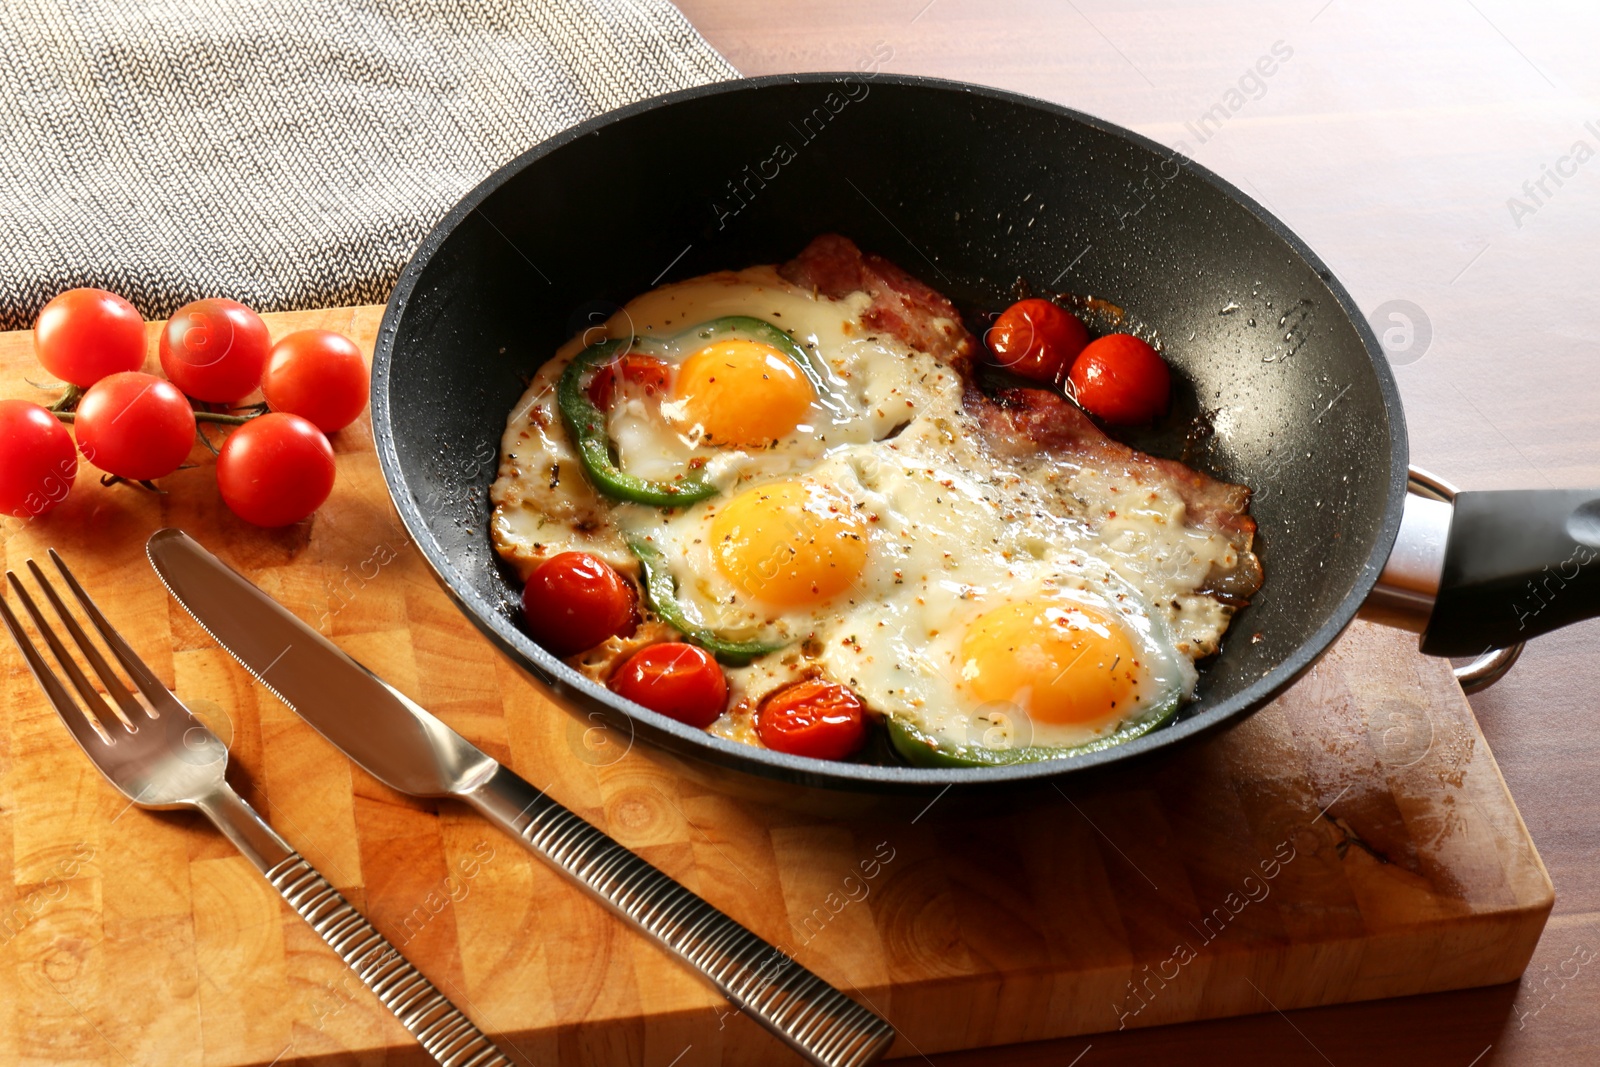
left=1420, top=489, right=1600, bottom=656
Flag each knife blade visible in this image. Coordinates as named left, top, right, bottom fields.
left=145, top=528, right=490, bottom=798
left=145, top=528, right=895, bottom=1067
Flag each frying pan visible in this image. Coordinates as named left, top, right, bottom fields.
left=371, top=74, right=1600, bottom=792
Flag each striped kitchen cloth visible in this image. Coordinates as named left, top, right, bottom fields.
left=0, top=0, right=737, bottom=329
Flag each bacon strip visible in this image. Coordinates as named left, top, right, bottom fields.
left=778, top=233, right=975, bottom=370
left=780, top=234, right=1263, bottom=603
left=977, top=387, right=1256, bottom=538
left=976, top=386, right=1263, bottom=601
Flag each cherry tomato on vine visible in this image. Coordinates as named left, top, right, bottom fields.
left=587, top=354, right=672, bottom=411
left=521, top=552, right=637, bottom=655
left=986, top=298, right=1089, bottom=385
left=609, top=643, right=727, bottom=727
left=34, top=288, right=146, bottom=387
left=756, top=679, right=868, bottom=760
left=0, top=400, right=77, bottom=518
left=158, top=298, right=271, bottom=403
left=1067, top=333, right=1171, bottom=425
left=262, top=330, right=369, bottom=433
left=73, top=372, right=196, bottom=481
left=215, top=412, right=335, bottom=527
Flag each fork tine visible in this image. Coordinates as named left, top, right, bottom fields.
left=46, top=548, right=172, bottom=715
left=6, top=571, right=128, bottom=736
left=25, top=558, right=146, bottom=728
left=0, top=588, right=113, bottom=746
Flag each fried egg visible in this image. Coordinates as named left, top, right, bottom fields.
left=491, top=266, right=1241, bottom=759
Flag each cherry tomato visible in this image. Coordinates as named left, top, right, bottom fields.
left=987, top=298, right=1089, bottom=385
left=587, top=353, right=673, bottom=410
left=1067, top=333, right=1171, bottom=425
left=610, top=643, right=727, bottom=727
left=216, top=413, right=336, bottom=527
left=521, top=552, right=638, bottom=655
left=756, top=679, right=867, bottom=760
left=261, top=330, right=369, bottom=433
left=158, top=298, right=272, bottom=403
left=33, top=288, right=146, bottom=386
left=74, top=372, right=197, bottom=480
left=0, top=401, right=77, bottom=518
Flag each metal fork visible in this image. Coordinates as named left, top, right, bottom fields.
left=0, top=550, right=515, bottom=1067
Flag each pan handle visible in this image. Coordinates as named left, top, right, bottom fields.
left=1365, top=469, right=1528, bottom=685
left=1419, top=487, right=1600, bottom=657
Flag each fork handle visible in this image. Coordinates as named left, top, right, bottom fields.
left=197, top=786, right=515, bottom=1067
left=461, top=764, right=896, bottom=1067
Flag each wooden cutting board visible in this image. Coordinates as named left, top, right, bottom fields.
left=0, top=306, right=1552, bottom=1066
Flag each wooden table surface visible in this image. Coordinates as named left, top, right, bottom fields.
left=669, top=0, right=1600, bottom=1064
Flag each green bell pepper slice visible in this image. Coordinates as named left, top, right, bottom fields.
left=556, top=317, right=831, bottom=508
left=626, top=536, right=787, bottom=665
left=557, top=337, right=718, bottom=507
left=885, top=693, right=1181, bottom=768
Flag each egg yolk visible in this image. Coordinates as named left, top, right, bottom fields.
left=673, top=339, right=814, bottom=447
left=960, top=599, right=1141, bottom=725
left=711, top=481, right=869, bottom=607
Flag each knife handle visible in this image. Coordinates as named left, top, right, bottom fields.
left=462, top=765, right=895, bottom=1067
left=197, top=785, right=516, bottom=1067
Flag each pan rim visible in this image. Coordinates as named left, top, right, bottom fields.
left=372, top=71, right=1410, bottom=791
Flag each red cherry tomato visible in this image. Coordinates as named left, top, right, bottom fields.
left=261, top=330, right=370, bottom=433
left=158, top=298, right=272, bottom=403
left=587, top=353, right=673, bottom=410
left=0, top=401, right=77, bottom=518
left=216, top=412, right=336, bottom=527
left=987, top=298, right=1089, bottom=385
left=756, top=679, right=867, bottom=760
left=610, top=643, right=727, bottom=728
left=1067, top=333, right=1171, bottom=425
left=74, top=372, right=197, bottom=480
left=521, top=552, right=638, bottom=655
left=34, top=288, right=146, bottom=387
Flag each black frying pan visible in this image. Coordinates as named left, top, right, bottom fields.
left=371, top=74, right=1600, bottom=793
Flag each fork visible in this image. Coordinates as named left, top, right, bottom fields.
left=0, top=551, right=515, bottom=1067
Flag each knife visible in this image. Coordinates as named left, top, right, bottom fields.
left=145, top=528, right=895, bottom=1067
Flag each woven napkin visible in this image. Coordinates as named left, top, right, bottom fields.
left=0, top=0, right=737, bottom=330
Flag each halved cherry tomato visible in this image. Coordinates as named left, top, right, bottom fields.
left=1067, top=333, right=1171, bottom=425
left=586, top=353, right=673, bottom=411
left=74, top=371, right=197, bottom=480
left=987, top=298, right=1089, bottom=385
left=159, top=298, right=272, bottom=403
left=261, top=330, right=369, bottom=433
left=522, top=551, right=637, bottom=655
left=610, top=642, right=726, bottom=727
left=34, top=288, right=147, bottom=387
left=216, top=412, right=336, bottom=527
left=0, top=400, right=77, bottom=518
left=756, top=679, right=867, bottom=760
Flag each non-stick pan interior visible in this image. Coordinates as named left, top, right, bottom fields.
left=374, top=74, right=1407, bottom=790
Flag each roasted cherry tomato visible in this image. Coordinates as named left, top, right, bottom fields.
left=216, top=412, right=336, bottom=526
left=756, top=679, right=867, bottom=760
left=986, top=298, right=1089, bottom=385
left=74, top=371, right=197, bottom=480
left=0, top=400, right=77, bottom=518
left=586, top=353, right=673, bottom=411
left=158, top=298, right=272, bottom=403
left=610, top=642, right=727, bottom=727
left=522, top=551, right=637, bottom=655
left=1067, top=333, right=1171, bottom=425
left=34, top=288, right=147, bottom=387
left=261, top=329, right=369, bottom=433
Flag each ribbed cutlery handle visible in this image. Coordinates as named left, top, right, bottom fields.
left=464, top=766, right=895, bottom=1067
left=265, top=854, right=516, bottom=1067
